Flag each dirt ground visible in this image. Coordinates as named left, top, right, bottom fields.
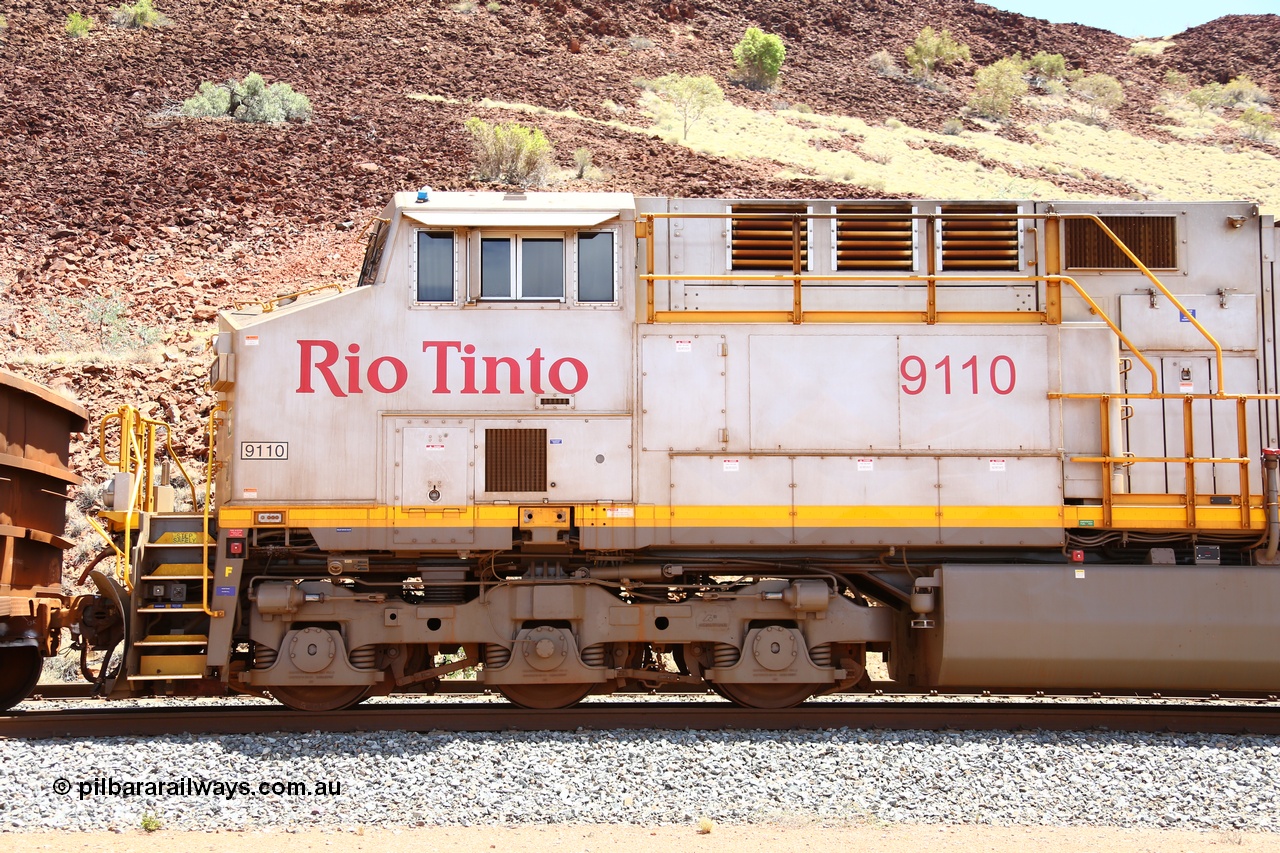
left=12, top=825, right=1280, bottom=852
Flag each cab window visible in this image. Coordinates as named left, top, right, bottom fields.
left=577, top=231, right=615, bottom=303
left=415, top=231, right=455, bottom=302
left=480, top=235, right=565, bottom=300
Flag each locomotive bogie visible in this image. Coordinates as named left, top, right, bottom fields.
left=242, top=576, right=891, bottom=698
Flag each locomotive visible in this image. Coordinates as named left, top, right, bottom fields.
left=55, top=191, right=1280, bottom=710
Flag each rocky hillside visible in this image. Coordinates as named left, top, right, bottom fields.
left=0, top=0, right=1278, bottom=483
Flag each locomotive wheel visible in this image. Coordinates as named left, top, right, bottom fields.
left=0, top=646, right=43, bottom=712
left=712, top=681, right=823, bottom=710
left=497, top=682, right=595, bottom=710
left=268, top=684, right=372, bottom=712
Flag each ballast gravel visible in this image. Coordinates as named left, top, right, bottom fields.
left=0, top=726, right=1276, bottom=833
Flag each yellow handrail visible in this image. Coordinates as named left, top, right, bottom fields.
left=203, top=402, right=228, bottom=619
left=95, top=405, right=217, bottom=613
left=233, top=282, right=344, bottom=313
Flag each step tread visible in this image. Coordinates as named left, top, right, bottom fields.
left=143, top=563, right=210, bottom=579
left=136, top=634, right=209, bottom=646
left=151, top=532, right=214, bottom=545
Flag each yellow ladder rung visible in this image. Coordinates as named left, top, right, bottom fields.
left=143, top=564, right=209, bottom=578
left=136, top=634, right=209, bottom=646
left=153, top=531, right=213, bottom=545
left=136, top=654, right=207, bottom=677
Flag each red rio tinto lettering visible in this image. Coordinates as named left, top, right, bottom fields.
left=296, top=340, right=588, bottom=397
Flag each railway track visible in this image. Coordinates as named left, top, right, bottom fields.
left=5, top=697, right=1280, bottom=739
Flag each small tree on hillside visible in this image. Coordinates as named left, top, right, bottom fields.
left=1187, top=81, right=1222, bottom=114
left=905, top=26, right=970, bottom=83
left=654, top=74, right=725, bottom=139
left=1027, top=51, right=1067, bottom=92
left=1072, top=73, right=1124, bottom=120
left=732, top=27, right=785, bottom=90
left=968, top=56, right=1029, bottom=120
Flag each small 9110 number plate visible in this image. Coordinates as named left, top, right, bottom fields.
left=240, top=442, right=289, bottom=460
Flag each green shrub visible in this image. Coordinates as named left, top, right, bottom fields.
left=181, top=73, right=312, bottom=123
left=1240, top=107, right=1275, bottom=141
left=573, top=147, right=593, bottom=179
left=1163, top=69, right=1190, bottom=92
left=66, top=11, right=93, bottom=37
left=969, top=56, right=1029, bottom=120
left=1028, top=51, right=1066, bottom=82
left=1222, top=74, right=1271, bottom=106
left=868, top=49, right=899, bottom=77
left=654, top=73, right=724, bottom=138
left=112, top=0, right=168, bottom=29
left=1128, top=39, right=1173, bottom=57
left=732, top=27, right=785, bottom=90
left=1072, top=73, right=1124, bottom=120
left=905, top=26, right=970, bottom=82
left=464, top=117, right=554, bottom=186
left=181, top=81, right=231, bottom=117
left=140, top=813, right=161, bottom=833
left=941, top=117, right=964, bottom=135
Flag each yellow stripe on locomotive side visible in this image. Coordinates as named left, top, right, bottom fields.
left=219, top=503, right=1267, bottom=532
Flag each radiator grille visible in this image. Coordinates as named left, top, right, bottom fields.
left=485, top=428, right=547, bottom=492
left=940, top=204, right=1021, bottom=270
left=835, top=205, right=915, bottom=270
left=1064, top=216, right=1177, bottom=270
left=730, top=205, right=809, bottom=270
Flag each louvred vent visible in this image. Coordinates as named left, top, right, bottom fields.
left=730, top=205, right=809, bottom=270
left=835, top=205, right=915, bottom=270
left=940, top=204, right=1021, bottom=270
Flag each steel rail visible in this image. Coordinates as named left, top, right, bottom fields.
left=5, top=701, right=1280, bottom=739
left=26, top=681, right=1280, bottom=702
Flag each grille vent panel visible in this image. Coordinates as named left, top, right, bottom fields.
left=485, top=429, right=547, bottom=492
left=730, top=205, right=809, bottom=270
left=835, top=205, right=915, bottom=270
left=1064, top=216, right=1177, bottom=270
left=940, top=204, right=1021, bottom=270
